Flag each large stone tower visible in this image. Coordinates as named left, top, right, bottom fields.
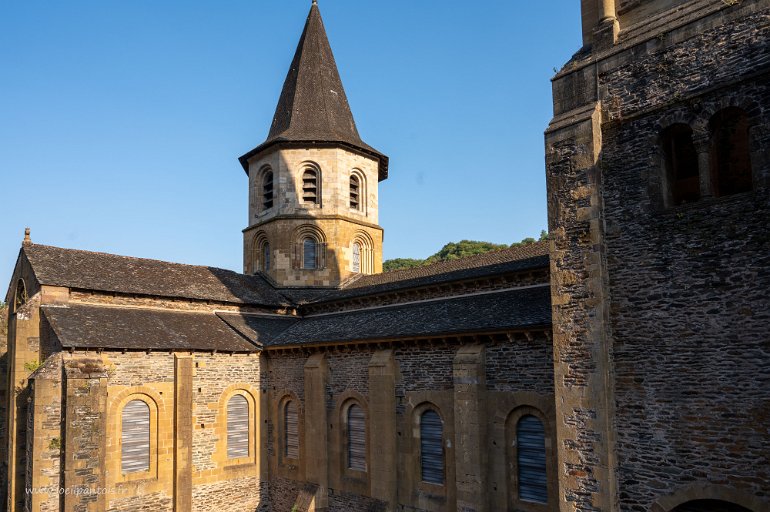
left=546, top=0, right=769, bottom=511
left=239, top=2, right=388, bottom=288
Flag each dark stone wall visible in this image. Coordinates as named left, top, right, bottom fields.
left=598, top=8, right=770, bottom=509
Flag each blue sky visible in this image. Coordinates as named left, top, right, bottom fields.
left=0, top=1, right=581, bottom=291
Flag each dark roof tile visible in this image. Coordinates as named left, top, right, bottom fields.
left=23, top=244, right=287, bottom=307
left=267, top=286, right=551, bottom=346
left=42, top=304, right=258, bottom=352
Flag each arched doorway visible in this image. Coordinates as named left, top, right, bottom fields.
left=672, top=500, right=752, bottom=512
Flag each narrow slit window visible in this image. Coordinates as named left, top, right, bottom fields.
left=302, top=169, right=319, bottom=204
left=262, top=242, right=270, bottom=272
left=227, top=395, right=250, bottom=459
left=710, top=107, right=752, bottom=197
left=347, top=404, right=366, bottom=471
left=303, top=238, right=317, bottom=270
left=262, top=171, right=274, bottom=210
left=517, top=415, right=548, bottom=504
left=350, top=175, right=360, bottom=209
left=121, top=400, right=150, bottom=474
left=284, top=401, right=299, bottom=459
left=352, top=242, right=361, bottom=273
left=420, top=409, right=444, bottom=485
left=662, top=124, right=700, bottom=205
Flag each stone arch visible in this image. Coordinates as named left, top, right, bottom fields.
left=504, top=404, right=555, bottom=510
left=651, top=484, right=767, bottom=512
left=293, top=224, right=327, bottom=270
left=257, top=165, right=275, bottom=213
left=215, top=384, right=260, bottom=466
left=251, top=231, right=270, bottom=274
left=107, top=388, right=165, bottom=483
left=336, top=390, right=369, bottom=475
left=276, top=390, right=303, bottom=464
left=351, top=231, right=374, bottom=274
left=349, top=168, right=367, bottom=212
left=299, top=161, right=322, bottom=206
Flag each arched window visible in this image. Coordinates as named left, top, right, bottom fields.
left=12, top=279, right=27, bottom=314
left=517, top=415, right=547, bottom=503
left=710, top=107, right=752, bottom=197
left=346, top=404, right=366, bottom=471
left=121, top=399, right=150, bottom=474
left=303, top=237, right=318, bottom=270
left=262, top=241, right=271, bottom=272
left=227, top=395, right=250, bottom=459
left=302, top=168, right=319, bottom=204
left=420, top=409, right=444, bottom=485
left=661, top=123, right=700, bottom=205
left=350, top=174, right=361, bottom=210
left=352, top=242, right=361, bottom=273
left=262, top=170, right=274, bottom=210
left=284, top=400, right=299, bottom=459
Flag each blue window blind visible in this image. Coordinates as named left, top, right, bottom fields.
left=517, top=415, right=547, bottom=503
left=420, top=410, right=444, bottom=485
left=347, top=404, right=366, bottom=471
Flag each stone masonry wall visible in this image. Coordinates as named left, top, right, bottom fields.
left=547, top=2, right=770, bottom=511
left=597, top=6, right=770, bottom=510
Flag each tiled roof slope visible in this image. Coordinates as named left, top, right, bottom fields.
left=23, top=244, right=288, bottom=307
left=238, top=3, right=388, bottom=179
left=283, top=242, right=550, bottom=305
left=42, top=304, right=258, bottom=352
left=242, top=286, right=552, bottom=347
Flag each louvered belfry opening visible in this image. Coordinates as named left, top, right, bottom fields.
left=347, top=404, right=366, bottom=471
left=302, top=169, right=319, bottom=204
left=420, top=409, right=444, bottom=485
left=262, top=170, right=274, bottom=210
left=284, top=401, right=299, bottom=459
left=350, top=174, right=360, bottom=209
left=121, top=399, right=150, bottom=474
left=517, top=415, right=548, bottom=503
left=227, top=395, right=250, bottom=459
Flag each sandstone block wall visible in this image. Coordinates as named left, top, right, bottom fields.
left=243, top=147, right=383, bottom=287
left=265, top=332, right=556, bottom=512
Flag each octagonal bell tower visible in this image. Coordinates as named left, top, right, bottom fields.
left=239, top=2, right=388, bottom=288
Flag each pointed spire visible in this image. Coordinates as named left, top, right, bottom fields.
left=240, top=3, right=388, bottom=180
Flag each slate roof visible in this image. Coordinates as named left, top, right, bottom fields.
left=228, top=286, right=552, bottom=347
left=22, top=244, right=288, bottom=307
left=217, top=312, right=299, bottom=346
left=42, top=304, right=258, bottom=352
left=238, top=3, right=388, bottom=180
left=281, top=242, right=550, bottom=305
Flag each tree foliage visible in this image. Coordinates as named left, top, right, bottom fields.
left=383, top=232, right=547, bottom=273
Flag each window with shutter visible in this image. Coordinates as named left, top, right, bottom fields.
left=284, top=401, right=299, bottom=459
left=347, top=404, right=366, bottom=471
left=350, top=174, right=360, bottom=209
left=302, top=169, right=319, bottom=204
left=227, top=395, right=250, bottom=459
left=517, top=415, right=547, bottom=503
left=420, top=409, right=444, bottom=485
left=262, top=170, right=274, bottom=210
left=121, top=399, right=150, bottom=474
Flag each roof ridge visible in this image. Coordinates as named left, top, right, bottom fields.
left=380, top=240, right=548, bottom=278
left=25, top=243, right=241, bottom=274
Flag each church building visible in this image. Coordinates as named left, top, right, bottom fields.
left=2, top=1, right=768, bottom=511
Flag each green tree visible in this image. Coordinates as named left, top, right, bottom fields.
left=382, top=258, right=426, bottom=272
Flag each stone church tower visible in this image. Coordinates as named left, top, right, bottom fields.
left=239, top=2, right=388, bottom=288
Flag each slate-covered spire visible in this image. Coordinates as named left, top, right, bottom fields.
left=240, top=3, right=388, bottom=179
